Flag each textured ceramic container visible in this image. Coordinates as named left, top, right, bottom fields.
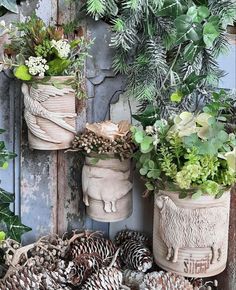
left=82, top=156, right=133, bottom=222
left=22, top=76, right=76, bottom=150
left=153, top=190, right=231, bottom=278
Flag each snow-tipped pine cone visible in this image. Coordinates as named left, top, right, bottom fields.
left=140, top=271, right=193, bottom=290
left=66, top=236, right=118, bottom=266
left=114, top=229, right=150, bottom=246
left=119, top=240, right=153, bottom=272
left=65, top=252, right=103, bottom=286
left=81, top=267, right=123, bottom=290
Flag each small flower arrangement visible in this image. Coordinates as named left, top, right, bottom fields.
left=132, top=111, right=236, bottom=198
left=0, top=15, right=91, bottom=96
left=70, top=121, right=136, bottom=161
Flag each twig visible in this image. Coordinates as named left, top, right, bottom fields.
left=108, top=249, right=120, bottom=268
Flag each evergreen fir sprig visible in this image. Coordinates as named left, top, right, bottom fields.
left=86, top=0, right=236, bottom=117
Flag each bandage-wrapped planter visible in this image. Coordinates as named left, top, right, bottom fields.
left=82, top=156, right=133, bottom=222
left=153, top=190, right=230, bottom=278
left=22, top=76, right=77, bottom=150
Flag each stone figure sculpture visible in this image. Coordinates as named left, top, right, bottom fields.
left=155, top=195, right=228, bottom=264
left=82, top=159, right=133, bottom=213
left=22, top=83, right=76, bottom=144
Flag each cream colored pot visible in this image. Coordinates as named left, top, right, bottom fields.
left=153, top=190, right=231, bottom=278
left=22, top=76, right=76, bottom=150
left=82, top=156, right=133, bottom=222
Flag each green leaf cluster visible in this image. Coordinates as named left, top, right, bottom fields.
left=0, top=130, right=31, bottom=241
left=131, top=111, right=236, bottom=198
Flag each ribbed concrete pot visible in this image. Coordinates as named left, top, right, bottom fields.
left=22, top=76, right=77, bottom=150
left=153, top=190, right=231, bottom=278
left=82, top=156, right=133, bottom=222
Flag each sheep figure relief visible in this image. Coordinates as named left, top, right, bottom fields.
left=82, top=162, right=133, bottom=213
left=155, top=195, right=228, bottom=264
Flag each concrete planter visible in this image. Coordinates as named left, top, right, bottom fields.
left=153, top=190, right=231, bottom=277
left=22, top=76, right=77, bottom=150
left=82, top=156, right=133, bottom=222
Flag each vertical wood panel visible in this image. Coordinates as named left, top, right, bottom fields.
left=216, top=186, right=236, bottom=289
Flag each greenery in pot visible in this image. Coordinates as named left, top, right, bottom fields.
left=70, top=120, right=136, bottom=161
left=132, top=111, right=236, bottom=198
left=0, top=129, right=31, bottom=242
left=0, top=14, right=91, bottom=97
left=86, top=0, right=236, bottom=116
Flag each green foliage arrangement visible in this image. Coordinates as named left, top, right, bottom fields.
left=0, top=15, right=92, bottom=97
left=0, top=129, right=31, bottom=241
left=132, top=111, right=236, bottom=198
left=86, top=0, right=236, bottom=116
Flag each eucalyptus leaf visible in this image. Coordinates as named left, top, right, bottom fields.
left=192, top=190, right=203, bottom=199
left=145, top=182, right=154, bottom=191
left=140, top=167, right=148, bottom=175
left=134, top=131, right=144, bottom=143
left=0, top=0, right=18, bottom=13
left=140, top=136, right=153, bottom=152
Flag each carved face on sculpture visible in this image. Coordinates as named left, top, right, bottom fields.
left=155, top=195, right=169, bottom=210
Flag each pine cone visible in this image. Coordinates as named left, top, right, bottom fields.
left=65, top=253, right=103, bottom=286
left=0, top=264, right=72, bottom=290
left=81, top=267, right=123, bottom=290
left=119, top=240, right=153, bottom=272
left=123, top=269, right=145, bottom=289
left=66, top=236, right=118, bottom=266
left=0, top=266, right=42, bottom=290
left=114, top=229, right=150, bottom=246
left=139, top=271, right=193, bottom=290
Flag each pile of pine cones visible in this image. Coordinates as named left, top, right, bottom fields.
left=0, top=230, right=217, bottom=290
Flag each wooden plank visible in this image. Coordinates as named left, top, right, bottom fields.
left=216, top=186, right=236, bottom=289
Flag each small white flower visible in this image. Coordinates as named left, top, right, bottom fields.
left=51, top=39, right=70, bottom=58
left=25, top=56, right=49, bottom=76
left=0, top=20, right=6, bottom=27
left=145, top=126, right=154, bottom=134
left=153, top=135, right=160, bottom=146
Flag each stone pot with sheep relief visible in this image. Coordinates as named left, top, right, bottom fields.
left=153, top=190, right=231, bottom=278
left=82, top=156, right=133, bottom=222
left=22, top=76, right=77, bottom=150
